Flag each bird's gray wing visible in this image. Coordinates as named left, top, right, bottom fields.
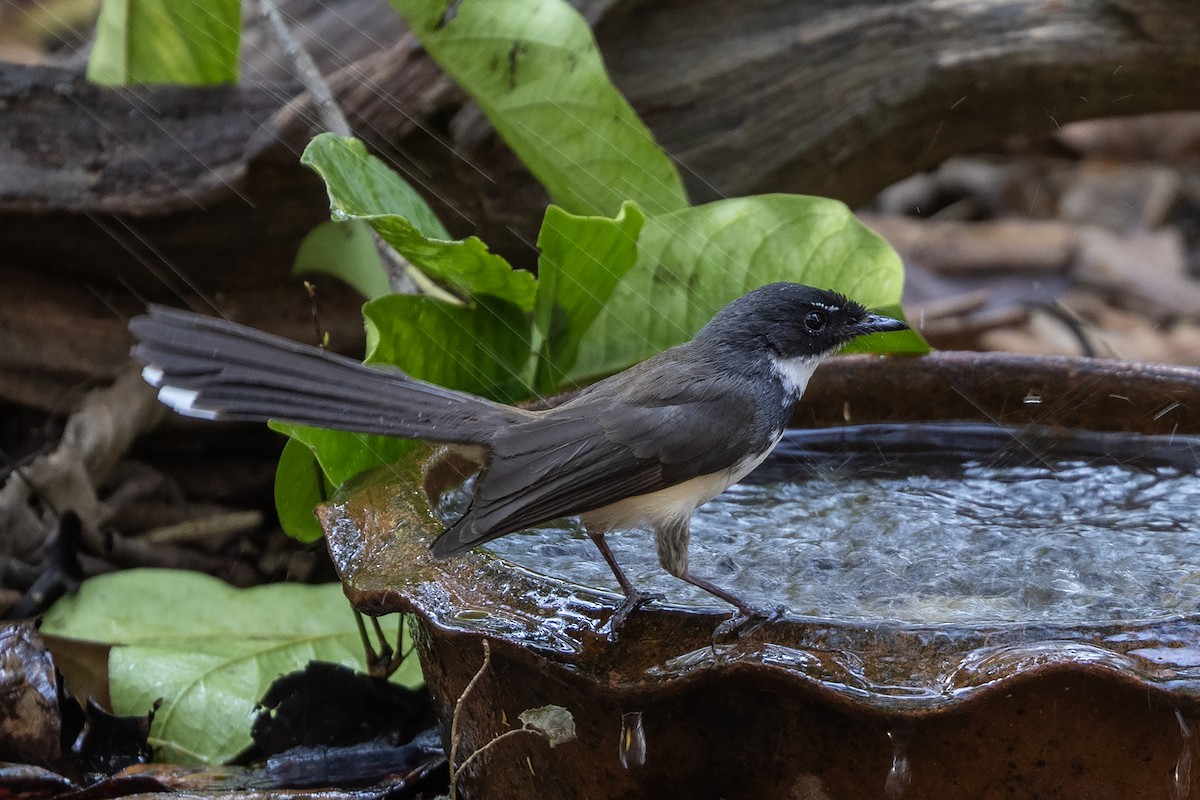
left=431, top=361, right=767, bottom=556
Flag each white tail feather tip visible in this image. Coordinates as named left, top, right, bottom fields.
left=141, top=365, right=164, bottom=387
left=157, top=386, right=220, bottom=420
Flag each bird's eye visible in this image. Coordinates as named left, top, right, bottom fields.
left=803, top=310, right=827, bottom=333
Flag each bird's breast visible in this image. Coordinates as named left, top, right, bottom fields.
left=581, top=430, right=784, bottom=531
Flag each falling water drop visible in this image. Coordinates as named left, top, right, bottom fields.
left=619, top=711, right=646, bottom=769
left=884, top=728, right=913, bottom=800
left=1173, top=709, right=1193, bottom=800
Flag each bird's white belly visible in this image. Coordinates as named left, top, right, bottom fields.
left=582, top=433, right=782, bottom=531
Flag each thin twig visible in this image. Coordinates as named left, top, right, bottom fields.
left=353, top=609, right=376, bottom=665
left=449, top=640, right=491, bottom=800
left=141, top=509, right=263, bottom=544
left=397, top=614, right=415, bottom=663
left=355, top=611, right=409, bottom=678
left=454, top=728, right=543, bottom=776
left=254, top=0, right=350, bottom=136
left=253, top=0, right=422, bottom=295
left=369, top=614, right=394, bottom=668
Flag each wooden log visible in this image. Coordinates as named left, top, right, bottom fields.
left=2, top=0, right=1199, bottom=408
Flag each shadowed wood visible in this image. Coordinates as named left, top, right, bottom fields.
left=4, top=0, right=1200, bottom=406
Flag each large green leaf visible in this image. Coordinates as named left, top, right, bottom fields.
left=42, top=570, right=423, bottom=765
left=301, top=134, right=450, bottom=239
left=533, top=202, right=645, bottom=393
left=392, top=0, right=687, bottom=218
left=271, top=292, right=532, bottom=514
left=274, top=436, right=335, bottom=542
left=571, top=194, right=923, bottom=381
left=271, top=422, right=418, bottom=494
left=294, top=219, right=391, bottom=301
left=301, top=134, right=535, bottom=309
left=280, top=133, right=536, bottom=521
left=87, top=0, right=241, bottom=86
left=364, top=294, right=533, bottom=403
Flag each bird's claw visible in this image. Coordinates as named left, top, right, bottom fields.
left=606, top=590, right=664, bottom=639
left=712, top=603, right=786, bottom=642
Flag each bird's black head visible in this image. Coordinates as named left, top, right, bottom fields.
left=694, top=282, right=908, bottom=360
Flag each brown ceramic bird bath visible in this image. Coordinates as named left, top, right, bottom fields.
left=320, top=351, right=1200, bottom=799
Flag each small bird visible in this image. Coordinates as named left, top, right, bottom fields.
left=130, top=283, right=907, bottom=631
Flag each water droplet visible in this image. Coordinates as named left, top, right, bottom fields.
left=330, top=208, right=350, bottom=222
left=1173, top=708, right=1193, bottom=800
left=619, top=711, right=646, bottom=769
left=884, top=728, right=913, bottom=799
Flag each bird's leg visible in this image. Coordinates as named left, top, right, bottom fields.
left=656, top=518, right=784, bottom=639
left=680, top=572, right=784, bottom=639
left=586, top=529, right=661, bottom=635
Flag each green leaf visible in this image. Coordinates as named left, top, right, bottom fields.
left=270, top=422, right=418, bottom=489
left=533, top=202, right=645, bottom=393
left=571, top=194, right=926, bottom=380
left=274, top=437, right=332, bottom=543
left=392, top=0, right=688, bottom=218
left=294, top=219, right=390, bottom=301
left=301, top=134, right=450, bottom=239
left=301, top=134, right=536, bottom=310
left=114, top=636, right=361, bottom=765
left=87, top=0, right=241, bottom=86
left=284, top=134, right=538, bottom=505
left=271, top=293, right=532, bottom=501
left=42, top=570, right=423, bottom=765
left=364, top=294, right=533, bottom=403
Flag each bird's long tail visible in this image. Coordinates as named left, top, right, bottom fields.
left=129, top=305, right=524, bottom=444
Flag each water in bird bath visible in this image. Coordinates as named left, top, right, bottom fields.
left=437, top=423, right=1200, bottom=625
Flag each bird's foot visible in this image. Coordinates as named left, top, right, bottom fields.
left=712, top=603, right=787, bottom=642
left=606, top=590, right=664, bottom=639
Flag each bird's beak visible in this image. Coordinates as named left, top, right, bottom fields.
left=856, top=313, right=909, bottom=334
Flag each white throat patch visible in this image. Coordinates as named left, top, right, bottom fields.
left=770, top=354, right=821, bottom=402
